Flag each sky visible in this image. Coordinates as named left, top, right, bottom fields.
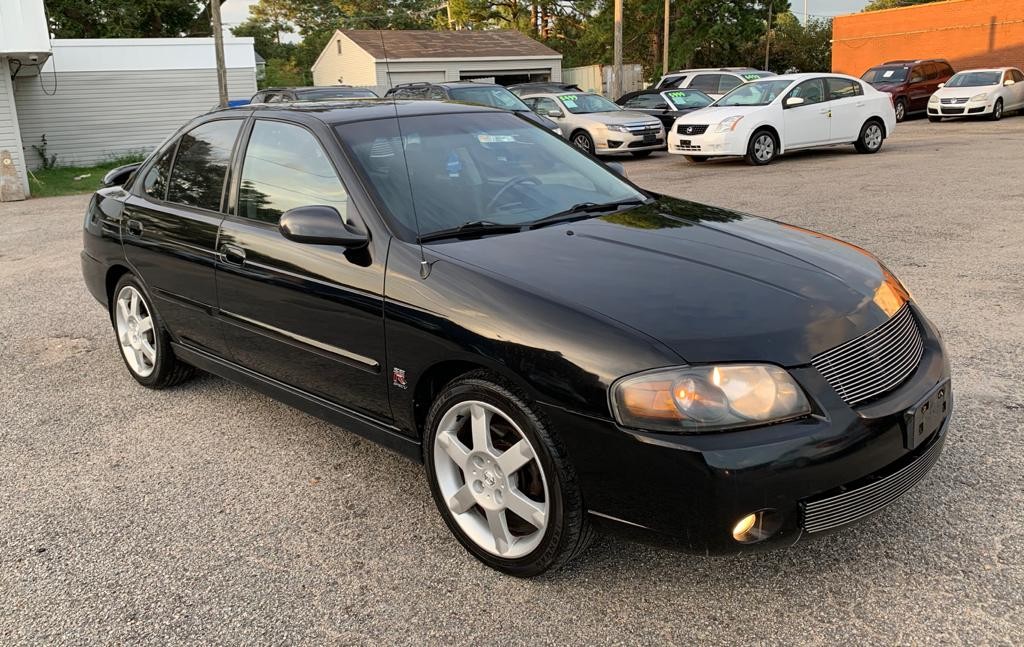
left=220, top=0, right=873, bottom=35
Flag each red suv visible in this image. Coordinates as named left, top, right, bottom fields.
left=861, top=59, right=955, bottom=122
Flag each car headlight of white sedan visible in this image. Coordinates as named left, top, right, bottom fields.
left=712, top=116, right=744, bottom=133
left=970, top=92, right=989, bottom=102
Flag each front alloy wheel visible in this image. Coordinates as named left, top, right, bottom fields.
left=571, top=131, right=596, bottom=155
left=746, top=130, right=777, bottom=165
left=990, top=99, right=1003, bottom=121
left=424, top=373, right=592, bottom=577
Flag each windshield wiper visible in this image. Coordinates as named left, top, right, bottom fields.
left=528, top=198, right=647, bottom=230
left=418, top=220, right=523, bottom=243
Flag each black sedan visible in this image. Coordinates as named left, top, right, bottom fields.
left=82, top=100, right=952, bottom=577
left=615, top=88, right=715, bottom=129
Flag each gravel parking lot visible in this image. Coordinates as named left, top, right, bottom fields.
left=2, top=117, right=1022, bottom=645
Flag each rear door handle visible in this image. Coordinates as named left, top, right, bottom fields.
left=125, top=219, right=143, bottom=237
left=220, top=244, right=246, bottom=265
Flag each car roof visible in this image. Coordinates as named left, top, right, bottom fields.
left=210, top=99, right=501, bottom=125
left=519, top=91, right=602, bottom=98
left=879, top=59, right=948, bottom=66
left=952, top=67, right=1014, bottom=73
left=663, top=67, right=760, bottom=75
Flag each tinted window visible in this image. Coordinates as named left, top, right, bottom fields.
left=142, top=146, right=174, bottom=200
left=624, top=94, right=667, bottom=109
left=237, top=120, right=349, bottom=225
left=788, top=78, right=826, bottom=105
left=165, top=120, right=241, bottom=212
left=1013, top=70, right=1024, bottom=83
left=939, top=64, right=955, bottom=78
left=428, top=86, right=447, bottom=100
left=689, top=74, right=723, bottom=93
left=923, top=64, right=939, bottom=81
left=664, top=90, right=713, bottom=109
left=532, top=97, right=561, bottom=115
left=827, top=77, right=862, bottom=100
left=909, top=66, right=926, bottom=83
left=718, top=75, right=743, bottom=94
left=661, top=75, right=687, bottom=89
left=862, top=67, right=908, bottom=84
left=447, top=86, right=530, bottom=111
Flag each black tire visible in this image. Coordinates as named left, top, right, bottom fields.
left=630, top=150, right=653, bottom=158
left=928, top=115, right=942, bottom=123
left=423, top=370, right=593, bottom=577
left=685, top=155, right=709, bottom=163
left=894, top=98, right=907, bottom=123
left=989, top=99, right=1003, bottom=121
left=745, top=129, right=778, bottom=165
left=854, top=119, right=885, bottom=154
left=111, top=274, right=194, bottom=389
left=570, top=130, right=595, bottom=155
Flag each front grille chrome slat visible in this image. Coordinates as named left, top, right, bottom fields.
left=811, top=303, right=924, bottom=407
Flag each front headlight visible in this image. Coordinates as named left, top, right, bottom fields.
left=611, top=364, right=811, bottom=433
left=928, top=95, right=940, bottom=104
left=712, top=116, right=744, bottom=133
left=970, top=92, right=989, bottom=102
left=607, top=124, right=630, bottom=133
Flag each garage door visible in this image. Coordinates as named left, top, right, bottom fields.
left=386, top=71, right=445, bottom=85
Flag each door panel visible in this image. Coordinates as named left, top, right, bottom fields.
left=122, top=118, right=243, bottom=355
left=783, top=79, right=830, bottom=148
left=826, top=77, right=866, bottom=143
left=216, top=118, right=390, bottom=420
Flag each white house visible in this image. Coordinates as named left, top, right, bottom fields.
left=312, top=29, right=562, bottom=92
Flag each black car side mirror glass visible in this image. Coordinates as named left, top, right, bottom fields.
left=654, top=103, right=669, bottom=110
left=279, top=205, right=368, bottom=248
left=102, top=162, right=142, bottom=187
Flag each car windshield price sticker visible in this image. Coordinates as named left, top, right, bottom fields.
left=559, top=95, right=578, bottom=108
left=743, top=74, right=762, bottom=81
left=883, top=70, right=894, bottom=78
left=668, top=91, right=688, bottom=98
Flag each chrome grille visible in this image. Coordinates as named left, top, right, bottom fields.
left=802, top=433, right=944, bottom=533
left=622, top=122, right=662, bottom=135
left=677, top=124, right=709, bottom=135
left=940, top=97, right=968, bottom=105
left=812, top=303, right=923, bottom=406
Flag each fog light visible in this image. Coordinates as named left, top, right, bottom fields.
left=733, top=514, right=757, bottom=540
left=731, top=509, right=781, bottom=544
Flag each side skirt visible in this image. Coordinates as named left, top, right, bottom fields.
left=172, top=342, right=422, bottom=462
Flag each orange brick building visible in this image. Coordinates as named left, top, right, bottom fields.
left=832, top=0, right=1024, bottom=76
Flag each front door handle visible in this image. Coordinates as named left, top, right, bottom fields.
left=220, top=244, right=246, bottom=265
left=125, top=219, right=143, bottom=237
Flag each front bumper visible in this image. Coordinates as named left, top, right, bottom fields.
left=541, top=307, right=952, bottom=554
left=928, top=99, right=991, bottom=117
left=666, top=128, right=746, bottom=157
left=597, top=130, right=665, bottom=154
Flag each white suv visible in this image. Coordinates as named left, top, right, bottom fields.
left=655, top=68, right=775, bottom=99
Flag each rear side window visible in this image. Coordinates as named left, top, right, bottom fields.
left=718, top=75, right=743, bottom=94
left=237, top=120, right=349, bottom=225
left=142, top=146, right=174, bottom=200
left=1013, top=70, right=1024, bottom=83
left=428, top=87, right=446, bottom=100
left=623, top=94, right=666, bottom=109
left=689, top=74, right=722, bottom=93
left=165, top=120, right=242, bottom=212
left=826, top=78, right=863, bottom=100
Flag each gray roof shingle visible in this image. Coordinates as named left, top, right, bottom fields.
left=342, top=29, right=561, bottom=60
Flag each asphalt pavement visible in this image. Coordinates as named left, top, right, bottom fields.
left=1, top=116, right=1022, bottom=645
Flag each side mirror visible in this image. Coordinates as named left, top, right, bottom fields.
left=279, top=205, right=368, bottom=248
left=654, top=103, right=670, bottom=110
left=605, top=161, right=627, bottom=178
left=784, top=96, right=805, bottom=108
left=937, top=82, right=945, bottom=88
left=102, top=162, right=142, bottom=187
left=1005, top=79, right=1016, bottom=86
left=545, top=108, right=564, bottom=118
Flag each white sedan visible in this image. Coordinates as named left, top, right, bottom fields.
left=667, top=73, right=897, bottom=165
left=927, top=68, right=1024, bottom=122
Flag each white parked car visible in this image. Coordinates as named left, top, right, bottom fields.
left=666, top=73, right=897, bottom=165
left=927, top=67, right=1024, bottom=122
left=654, top=67, right=775, bottom=99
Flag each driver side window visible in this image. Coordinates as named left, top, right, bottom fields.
left=533, top=97, right=560, bottom=115
left=788, top=79, right=826, bottom=106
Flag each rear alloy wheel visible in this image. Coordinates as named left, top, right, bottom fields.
left=855, top=121, right=885, bottom=154
left=571, top=130, right=596, bottom=155
left=425, top=373, right=592, bottom=577
left=894, top=98, right=907, bottom=123
left=745, top=130, right=777, bottom=165
left=989, top=99, right=1003, bottom=121
left=112, top=274, right=194, bottom=389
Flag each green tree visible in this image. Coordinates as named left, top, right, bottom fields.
left=863, top=0, right=943, bottom=11
left=45, top=0, right=226, bottom=38
left=757, top=12, right=832, bottom=73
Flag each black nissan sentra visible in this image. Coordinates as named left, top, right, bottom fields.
left=82, top=100, right=952, bottom=577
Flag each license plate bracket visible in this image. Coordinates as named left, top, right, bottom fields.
left=903, top=380, right=950, bottom=450
left=643, top=133, right=656, bottom=143
left=679, top=139, right=691, bottom=146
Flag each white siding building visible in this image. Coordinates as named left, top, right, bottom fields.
left=16, top=38, right=258, bottom=170
left=312, top=30, right=562, bottom=93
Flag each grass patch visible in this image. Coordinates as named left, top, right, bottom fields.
left=28, top=155, right=144, bottom=198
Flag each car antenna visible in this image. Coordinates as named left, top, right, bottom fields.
left=377, top=28, right=431, bottom=279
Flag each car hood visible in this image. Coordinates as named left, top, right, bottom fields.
left=583, top=111, right=663, bottom=126
left=428, top=197, right=906, bottom=366
left=674, top=105, right=765, bottom=125
left=932, top=85, right=996, bottom=100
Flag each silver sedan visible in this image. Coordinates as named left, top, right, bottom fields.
left=520, top=92, right=665, bottom=157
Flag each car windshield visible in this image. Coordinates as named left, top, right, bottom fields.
left=945, top=71, right=1001, bottom=87
left=447, top=86, right=531, bottom=111
left=861, top=67, right=908, bottom=84
left=663, top=90, right=713, bottom=109
left=558, top=93, right=621, bottom=114
left=337, top=112, right=645, bottom=240
left=716, top=80, right=793, bottom=106
left=298, top=88, right=378, bottom=100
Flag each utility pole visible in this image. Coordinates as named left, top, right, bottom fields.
left=804, top=0, right=809, bottom=26
left=764, top=1, right=773, bottom=71
left=210, top=0, right=229, bottom=108
left=613, top=0, right=623, bottom=98
left=663, top=0, right=670, bottom=76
